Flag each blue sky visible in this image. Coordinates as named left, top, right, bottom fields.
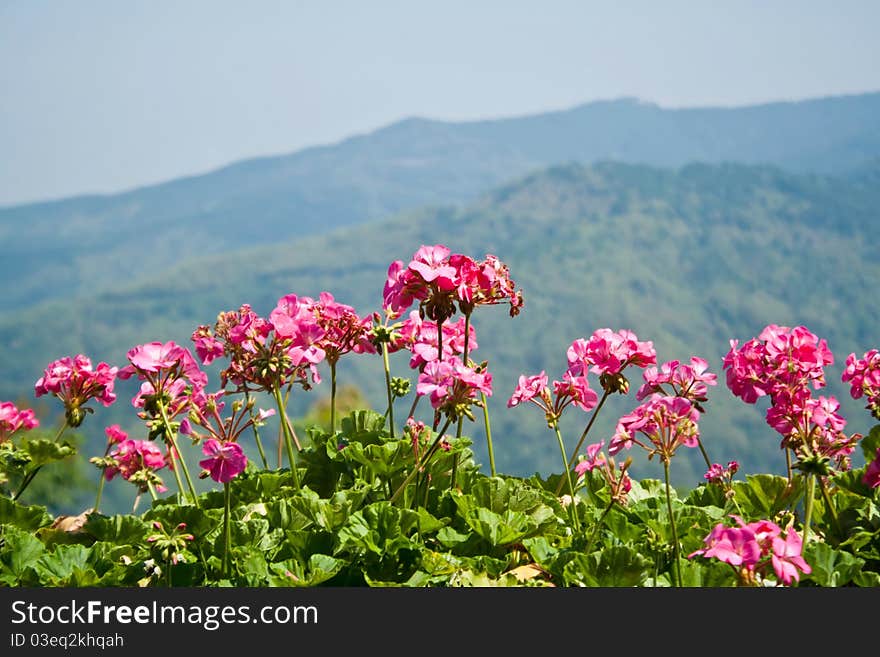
left=2, top=0, right=879, bottom=206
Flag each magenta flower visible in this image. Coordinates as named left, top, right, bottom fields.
left=567, top=328, right=657, bottom=378
left=864, top=448, right=880, bottom=489
left=104, top=424, right=128, bottom=444
left=199, top=439, right=247, bottom=483
left=508, top=372, right=549, bottom=408
left=842, top=349, right=880, bottom=420
left=507, top=369, right=598, bottom=426
left=416, top=357, right=492, bottom=416
left=609, top=394, right=700, bottom=459
left=408, top=244, right=458, bottom=291
left=0, top=401, right=39, bottom=443
left=771, top=531, right=812, bottom=585
left=690, top=516, right=810, bottom=586
left=704, top=460, right=739, bottom=485
left=34, top=354, right=118, bottom=427
left=105, top=438, right=168, bottom=490
left=637, top=356, right=717, bottom=405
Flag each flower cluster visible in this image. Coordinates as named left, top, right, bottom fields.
left=390, top=312, right=477, bottom=371
left=574, top=440, right=633, bottom=505
left=416, top=357, right=493, bottom=421
left=609, top=394, right=700, bottom=462
left=34, top=354, right=118, bottom=427
left=507, top=370, right=598, bottom=427
left=689, top=516, right=811, bottom=586
left=0, top=401, right=39, bottom=443
left=383, top=244, right=523, bottom=322
left=864, top=449, right=880, bottom=489
left=97, top=426, right=168, bottom=494
left=567, top=328, right=656, bottom=394
left=723, top=325, right=857, bottom=469
left=704, top=460, right=739, bottom=485
left=842, top=349, right=880, bottom=420
left=636, top=357, right=717, bottom=410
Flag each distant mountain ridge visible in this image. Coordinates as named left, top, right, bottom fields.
left=3, top=91, right=880, bottom=313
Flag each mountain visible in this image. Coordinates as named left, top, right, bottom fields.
left=3, top=92, right=880, bottom=313
left=4, top=160, right=880, bottom=515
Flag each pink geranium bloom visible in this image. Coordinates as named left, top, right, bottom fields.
left=507, top=372, right=548, bottom=408
left=104, top=424, right=128, bottom=444
left=771, top=530, right=811, bottom=585
left=124, top=341, right=185, bottom=374
left=702, top=526, right=762, bottom=568
left=574, top=441, right=606, bottom=476
left=199, top=439, right=247, bottom=483
left=0, top=401, right=39, bottom=442
left=864, top=448, right=880, bottom=489
left=383, top=260, right=415, bottom=317
left=408, top=244, right=458, bottom=291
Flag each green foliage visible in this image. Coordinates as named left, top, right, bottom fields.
left=2, top=409, right=878, bottom=588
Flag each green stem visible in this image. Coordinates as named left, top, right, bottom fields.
left=330, top=360, right=338, bottom=434
left=482, top=392, right=496, bottom=477
left=696, top=438, right=712, bottom=470
left=390, top=417, right=453, bottom=504
left=802, top=474, right=816, bottom=549
left=556, top=390, right=611, bottom=495
left=93, top=475, right=106, bottom=514
left=785, top=448, right=793, bottom=484
left=245, top=389, right=269, bottom=470
left=159, top=404, right=199, bottom=507
left=382, top=342, right=396, bottom=439
left=553, top=423, right=580, bottom=531
left=222, top=481, right=231, bottom=578
left=585, top=502, right=614, bottom=555
left=272, top=386, right=301, bottom=490
left=452, top=314, right=472, bottom=489
left=816, top=475, right=840, bottom=534
left=15, top=423, right=69, bottom=501
left=663, top=459, right=682, bottom=588
left=147, top=481, right=158, bottom=502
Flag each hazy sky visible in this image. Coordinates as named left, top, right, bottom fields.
left=2, top=0, right=879, bottom=206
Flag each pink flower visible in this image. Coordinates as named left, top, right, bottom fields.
left=702, top=525, right=762, bottom=568
left=105, top=439, right=166, bottom=482
left=34, top=354, right=118, bottom=426
left=704, top=460, right=739, bottom=484
left=0, top=401, right=39, bottom=442
left=508, top=372, right=548, bottom=408
left=383, top=260, right=416, bottom=318
left=771, top=530, right=811, bottom=585
left=574, top=441, right=607, bottom=476
left=864, top=448, right=880, bottom=489
left=104, top=424, right=128, bottom=444
left=408, top=244, right=458, bottom=292
left=567, top=328, right=656, bottom=377
left=199, top=439, right=247, bottom=483
left=609, top=394, right=700, bottom=458
left=637, top=356, right=717, bottom=403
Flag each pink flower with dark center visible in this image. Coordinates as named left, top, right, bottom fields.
left=199, top=438, right=247, bottom=483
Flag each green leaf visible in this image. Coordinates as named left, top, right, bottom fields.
left=0, top=525, right=45, bottom=584
left=83, top=514, right=150, bottom=544
left=861, top=425, right=880, bottom=463
left=802, top=542, right=865, bottom=587
left=0, top=496, right=52, bottom=531
left=34, top=544, right=92, bottom=583
left=269, top=554, right=344, bottom=587
left=562, top=546, right=653, bottom=587
left=289, top=485, right=369, bottom=533
left=22, top=438, right=77, bottom=467
left=341, top=439, right=413, bottom=477
left=732, top=474, right=802, bottom=518
left=336, top=502, right=417, bottom=558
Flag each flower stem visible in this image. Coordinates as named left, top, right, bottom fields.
left=585, top=501, right=614, bottom=555
left=147, top=481, right=158, bottom=501
left=390, top=417, right=453, bottom=504
left=159, top=404, right=200, bottom=507
left=245, top=389, right=269, bottom=470
left=482, top=392, right=496, bottom=477
left=556, top=390, right=611, bottom=496
left=222, top=481, right=231, bottom=578
left=452, top=314, right=472, bottom=490
left=330, top=360, right=338, bottom=434
left=272, top=386, right=301, bottom=490
left=663, top=459, right=682, bottom=587
left=382, top=342, right=396, bottom=439
left=802, top=473, right=816, bottom=549
left=696, top=437, right=712, bottom=470
left=93, top=475, right=106, bottom=514
left=816, top=475, right=840, bottom=535
left=553, top=423, right=580, bottom=531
